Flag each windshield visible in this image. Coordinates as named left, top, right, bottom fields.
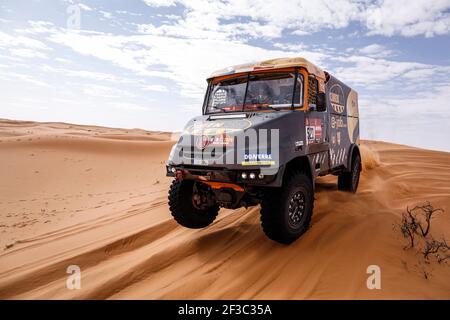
left=205, top=72, right=303, bottom=114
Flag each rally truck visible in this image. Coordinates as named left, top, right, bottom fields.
left=166, top=57, right=361, bottom=244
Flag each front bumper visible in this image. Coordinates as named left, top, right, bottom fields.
left=165, top=164, right=277, bottom=186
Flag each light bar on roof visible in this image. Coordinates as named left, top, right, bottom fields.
left=209, top=114, right=247, bottom=120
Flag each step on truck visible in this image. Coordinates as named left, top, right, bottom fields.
left=166, top=57, right=361, bottom=244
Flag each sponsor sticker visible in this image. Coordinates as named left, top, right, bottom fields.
left=306, top=118, right=323, bottom=144
left=331, top=116, right=347, bottom=129
left=241, top=153, right=275, bottom=166
left=329, top=84, right=345, bottom=114
left=331, top=103, right=345, bottom=114
left=241, top=161, right=276, bottom=166
left=244, top=153, right=273, bottom=160
left=195, top=134, right=234, bottom=150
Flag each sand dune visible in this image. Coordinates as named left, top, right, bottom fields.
left=0, top=119, right=449, bottom=299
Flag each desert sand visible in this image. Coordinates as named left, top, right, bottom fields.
left=0, top=118, right=449, bottom=299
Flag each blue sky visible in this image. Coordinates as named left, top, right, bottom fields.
left=1, top=0, right=450, bottom=151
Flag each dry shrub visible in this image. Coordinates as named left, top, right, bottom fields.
left=397, top=202, right=448, bottom=264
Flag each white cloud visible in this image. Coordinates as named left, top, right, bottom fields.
left=273, top=42, right=308, bottom=52
left=0, top=30, right=51, bottom=61
left=360, top=82, right=450, bottom=151
left=331, top=55, right=445, bottom=87
left=54, top=57, right=72, bottom=63
left=363, top=0, right=450, bottom=37
left=137, top=20, right=283, bottom=41
left=20, top=21, right=56, bottom=34
left=0, top=31, right=49, bottom=49
left=34, top=23, right=326, bottom=103
left=400, top=68, right=438, bottom=81
left=100, top=10, right=113, bottom=19
left=363, top=83, right=450, bottom=117
left=78, top=3, right=93, bottom=11
left=358, top=44, right=396, bottom=58
left=82, top=84, right=136, bottom=98
left=291, top=30, right=310, bottom=36
left=39, top=23, right=448, bottom=100
left=143, top=0, right=177, bottom=7
left=47, top=30, right=332, bottom=99
left=9, top=48, right=48, bottom=59
left=116, top=10, right=143, bottom=17
left=138, top=0, right=361, bottom=40
left=140, top=0, right=450, bottom=38
left=107, top=102, right=151, bottom=111
left=36, top=64, right=148, bottom=89
left=0, top=72, right=51, bottom=87
left=143, top=84, right=169, bottom=92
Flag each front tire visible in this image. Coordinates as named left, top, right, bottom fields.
left=260, top=171, right=314, bottom=244
left=338, top=154, right=361, bottom=193
left=168, top=180, right=219, bottom=228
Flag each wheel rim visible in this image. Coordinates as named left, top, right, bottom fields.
left=288, top=190, right=306, bottom=228
left=190, top=182, right=215, bottom=211
left=191, top=193, right=205, bottom=210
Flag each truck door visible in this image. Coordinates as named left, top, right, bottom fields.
left=305, top=76, right=329, bottom=175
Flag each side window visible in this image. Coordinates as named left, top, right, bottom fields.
left=308, top=77, right=318, bottom=106
left=293, top=74, right=303, bottom=107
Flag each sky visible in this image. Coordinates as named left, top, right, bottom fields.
left=0, top=0, right=450, bottom=151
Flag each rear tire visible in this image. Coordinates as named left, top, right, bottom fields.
left=260, top=171, right=314, bottom=244
left=338, top=154, right=361, bottom=193
left=168, top=179, right=219, bottom=228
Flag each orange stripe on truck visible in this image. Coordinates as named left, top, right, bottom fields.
left=200, top=181, right=244, bottom=192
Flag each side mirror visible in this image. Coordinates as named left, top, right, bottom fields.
left=316, top=92, right=326, bottom=112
